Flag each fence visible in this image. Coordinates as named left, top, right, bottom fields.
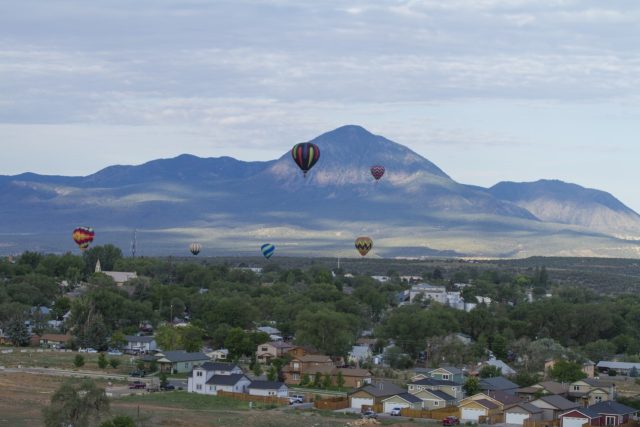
left=523, top=420, right=560, bottom=427
left=217, top=390, right=289, bottom=406
left=314, top=396, right=350, bottom=410
left=399, top=407, right=459, bottom=420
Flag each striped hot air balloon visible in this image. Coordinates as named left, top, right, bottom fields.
left=370, top=165, right=385, bottom=181
left=72, top=226, right=95, bottom=251
left=355, top=236, right=373, bottom=256
left=261, top=243, right=275, bottom=259
left=291, top=143, right=320, bottom=177
left=189, top=243, right=201, bottom=256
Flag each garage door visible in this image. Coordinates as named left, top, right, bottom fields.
left=461, top=408, right=485, bottom=422
left=384, top=402, right=409, bottom=414
left=351, top=397, right=374, bottom=410
left=563, top=417, right=589, bottom=427
left=506, top=412, right=530, bottom=425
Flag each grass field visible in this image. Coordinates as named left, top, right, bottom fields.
left=0, top=347, right=133, bottom=375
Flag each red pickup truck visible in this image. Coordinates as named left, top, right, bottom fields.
left=128, top=381, right=146, bottom=390
left=442, top=416, right=460, bottom=426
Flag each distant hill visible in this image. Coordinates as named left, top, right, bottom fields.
left=489, top=180, right=640, bottom=240
left=0, top=125, right=638, bottom=258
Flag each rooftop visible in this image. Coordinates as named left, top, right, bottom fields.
left=249, top=380, right=287, bottom=390
left=206, top=374, right=247, bottom=386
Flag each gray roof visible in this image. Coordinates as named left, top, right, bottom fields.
left=479, top=376, right=519, bottom=391
left=249, top=381, right=287, bottom=390
left=383, top=392, right=422, bottom=404
left=596, top=361, right=640, bottom=371
left=506, top=402, right=544, bottom=414
left=349, top=381, right=405, bottom=398
left=158, top=351, right=209, bottom=363
left=589, top=401, right=637, bottom=416
left=561, top=407, right=601, bottom=419
left=206, top=374, right=248, bottom=386
left=534, top=395, right=580, bottom=411
left=411, top=378, right=462, bottom=387
left=125, top=335, right=155, bottom=343
left=425, top=390, right=456, bottom=401
left=198, top=362, right=240, bottom=372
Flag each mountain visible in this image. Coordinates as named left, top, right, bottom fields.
left=0, top=125, right=638, bottom=258
left=489, top=180, right=640, bottom=240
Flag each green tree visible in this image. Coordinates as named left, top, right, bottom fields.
left=100, top=415, right=136, bottom=427
left=179, top=324, right=205, bottom=353
left=609, top=369, right=618, bottom=377
left=300, top=373, right=310, bottom=387
left=155, top=325, right=182, bottom=351
left=42, top=380, right=109, bottom=427
left=74, top=354, right=85, bottom=368
left=322, top=373, right=333, bottom=389
left=109, top=358, right=120, bottom=369
left=463, top=377, right=481, bottom=396
left=83, top=244, right=124, bottom=272
left=313, top=371, right=322, bottom=388
left=295, top=308, right=358, bottom=357
left=479, top=365, right=502, bottom=378
left=5, top=315, right=31, bottom=346
left=252, top=362, right=263, bottom=377
left=159, top=372, right=168, bottom=388
left=336, top=370, right=345, bottom=389
left=267, top=365, right=277, bottom=382
left=98, top=353, right=108, bottom=369
left=491, top=334, right=508, bottom=360
left=548, top=360, right=587, bottom=383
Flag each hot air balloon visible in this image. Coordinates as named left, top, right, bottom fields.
left=370, top=165, right=385, bottom=181
left=291, top=143, right=320, bottom=177
left=72, top=226, right=95, bottom=251
left=189, top=243, right=201, bottom=256
left=261, top=243, right=275, bottom=259
left=355, top=236, right=373, bottom=256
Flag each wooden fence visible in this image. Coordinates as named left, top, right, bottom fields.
left=399, top=407, right=460, bottom=420
left=217, top=390, right=289, bottom=406
left=523, top=420, right=560, bottom=427
left=314, top=396, right=350, bottom=410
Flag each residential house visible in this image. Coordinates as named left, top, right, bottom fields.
left=38, top=333, right=72, bottom=349
left=208, top=348, right=229, bottom=361
left=459, top=398, right=500, bottom=422
left=484, top=357, right=516, bottom=376
left=256, top=341, right=295, bottom=364
left=381, top=393, right=423, bottom=413
left=558, top=406, right=604, bottom=427
left=152, top=350, right=210, bottom=374
left=348, top=381, right=406, bottom=410
left=281, top=354, right=333, bottom=384
left=287, top=344, right=320, bottom=358
left=412, top=366, right=465, bottom=383
left=411, top=389, right=457, bottom=410
left=530, top=395, right=580, bottom=421
left=479, top=376, right=520, bottom=395
left=188, top=362, right=245, bottom=395
left=503, top=402, right=544, bottom=425
left=124, top=335, right=157, bottom=353
left=408, top=377, right=464, bottom=402
left=517, top=381, right=569, bottom=401
left=189, top=373, right=250, bottom=395
left=461, top=390, right=521, bottom=413
left=587, top=401, right=637, bottom=426
left=256, top=326, right=282, bottom=341
left=409, top=284, right=447, bottom=304
left=294, top=365, right=372, bottom=388
left=247, top=381, right=289, bottom=398
left=596, top=361, right=640, bottom=376
left=348, top=345, right=372, bottom=365
left=567, top=378, right=615, bottom=406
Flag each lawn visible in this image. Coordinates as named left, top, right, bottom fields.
left=120, top=391, right=262, bottom=410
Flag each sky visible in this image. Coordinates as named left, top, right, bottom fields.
left=1, top=0, right=640, bottom=210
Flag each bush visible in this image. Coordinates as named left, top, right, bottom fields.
left=73, top=354, right=85, bottom=368
left=98, top=353, right=108, bottom=369
left=109, top=358, right=120, bottom=369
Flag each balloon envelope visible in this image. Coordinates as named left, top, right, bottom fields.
left=261, top=243, right=276, bottom=259
left=291, top=143, right=320, bottom=176
left=72, top=226, right=95, bottom=251
left=355, top=236, right=373, bottom=256
left=370, top=165, right=385, bottom=181
left=189, top=243, right=201, bottom=255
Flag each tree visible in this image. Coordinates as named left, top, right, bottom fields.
left=98, top=353, right=108, bottom=369
left=109, top=358, right=120, bottom=369
left=295, top=308, right=358, bottom=357
left=179, top=324, right=205, bottom=353
left=479, top=365, right=502, bottom=378
left=336, top=370, right=345, bottom=389
left=155, top=325, right=182, bottom=351
left=159, top=372, right=168, bottom=388
left=83, top=244, right=123, bottom=272
left=548, top=360, right=587, bottom=383
left=491, top=334, right=508, bottom=361
left=252, top=361, right=263, bottom=377
left=300, top=373, right=310, bottom=387
left=313, top=371, right=322, bottom=388
left=42, top=380, right=109, bottom=427
left=100, top=415, right=136, bottom=427
left=609, top=369, right=618, bottom=377
left=463, top=377, right=481, bottom=396
left=267, top=365, right=277, bottom=382
left=322, top=373, right=333, bottom=389
left=5, top=315, right=31, bottom=346
left=74, top=354, right=85, bottom=368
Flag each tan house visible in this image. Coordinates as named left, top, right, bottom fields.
left=459, top=398, right=500, bottom=422
left=503, top=402, right=544, bottom=425
left=381, top=393, right=423, bottom=413
left=287, top=345, right=320, bottom=358
left=256, top=341, right=295, bottom=364
left=461, top=390, right=521, bottom=412
left=516, top=381, right=569, bottom=401
left=408, top=377, right=463, bottom=402
left=286, top=363, right=371, bottom=388
left=567, top=379, right=614, bottom=406
left=412, top=389, right=457, bottom=410
left=282, top=354, right=333, bottom=384
left=348, top=381, right=406, bottom=410
left=530, top=394, right=580, bottom=420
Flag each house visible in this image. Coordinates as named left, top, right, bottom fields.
left=287, top=344, right=321, bottom=358
left=207, top=348, right=229, bottom=361
left=558, top=406, right=604, bottom=427
left=461, top=391, right=521, bottom=412
left=381, top=393, right=423, bottom=413
left=530, top=395, right=580, bottom=420
left=38, top=333, right=72, bottom=349
left=459, top=398, right=500, bottom=422
left=567, top=378, right=615, bottom=406
left=503, top=402, right=544, bottom=425
left=152, top=350, right=210, bottom=374
left=291, top=365, right=372, bottom=388
left=348, top=345, right=372, bottom=365
left=409, top=284, right=447, bottom=304
left=348, top=381, right=406, bottom=410
left=479, top=376, right=519, bottom=395
left=248, top=381, right=289, bottom=397
left=588, top=401, right=637, bottom=426
left=256, top=341, right=295, bottom=364
left=485, top=357, right=516, bottom=376
left=516, top=381, right=569, bottom=401
left=191, top=374, right=251, bottom=395
left=412, top=366, right=465, bottom=383
left=408, top=377, right=464, bottom=401
left=124, top=335, right=157, bottom=353
left=188, top=362, right=245, bottom=395
left=596, top=361, right=640, bottom=376
left=281, top=354, right=333, bottom=384
left=411, top=389, right=457, bottom=410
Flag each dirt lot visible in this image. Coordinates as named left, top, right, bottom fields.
left=0, top=371, right=427, bottom=427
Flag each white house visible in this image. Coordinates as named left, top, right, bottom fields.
left=188, top=362, right=246, bottom=395
left=248, top=381, right=289, bottom=397
left=446, top=292, right=465, bottom=310
left=207, top=348, right=229, bottom=361
left=124, top=335, right=157, bottom=353
left=349, top=345, right=373, bottom=364
left=409, top=284, right=447, bottom=304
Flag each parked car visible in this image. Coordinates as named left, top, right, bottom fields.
left=78, top=347, right=98, bottom=353
left=361, top=410, right=378, bottom=419
left=442, top=416, right=460, bottom=426
left=107, top=349, right=123, bottom=356
left=390, top=407, right=402, bottom=416
left=160, top=384, right=175, bottom=391
left=288, top=395, right=304, bottom=404
left=129, top=370, right=146, bottom=377
left=128, top=381, right=146, bottom=390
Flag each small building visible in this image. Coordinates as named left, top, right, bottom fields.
left=408, top=377, right=463, bottom=401
left=516, top=381, right=569, bottom=401
left=256, top=341, right=295, bottom=364
left=504, top=402, right=544, bottom=425
left=485, top=357, right=516, bottom=376
left=208, top=348, right=229, bottom=361
left=530, top=394, right=580, bottom=421
left=588, top=401, right=637, bottom=426
left=348, top=345, right=372, bottom=365
left=203, top=374, right=251, bottom=395
left=567, top=379, right=615, bottom=406
left=381, top=392, right=423, bottom=413
left=559, top=406, right=603, bottom=427
left=154, top=351, right=210, bottom=374
left=248, top=381, right=288, bottom=397
left=411, top=389, right=456, bottom=410
left=348, top=381, right=405, bottom=411
left=38, top=333, right=72, bottom=349
left=459, top=398, right=499, bottom=422
left=409, top=284, right=447, bottom=304
left=124, top=335, right=157, bottom=353
left=188, top=363, right=245, bottom=395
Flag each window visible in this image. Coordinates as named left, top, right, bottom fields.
left=573, top=386, right=580, bottom=391
left=293, top=362, right=299, bottom=369
left=595, top=396, right=603, bottom=403
left=605, top=416, right=616, bottom=426
left=184, top=363, right=188, bottom=368
left=196, top=384, right=202, bottom=390
left=442, top=374, right=450, bottom=380
left=292, top=373, right=300, bottom=380
left=197, top=371, right=203, bottom=377
left=434, top=401, right=439, bottom=406
left=261, top=347, right=268, bottom=351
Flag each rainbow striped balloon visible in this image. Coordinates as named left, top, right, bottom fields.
left=72, top=226, right=95, bottom=251
left=291, top=143, right=320, bottom=177
left=261, top=243, right=276, bottom=259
